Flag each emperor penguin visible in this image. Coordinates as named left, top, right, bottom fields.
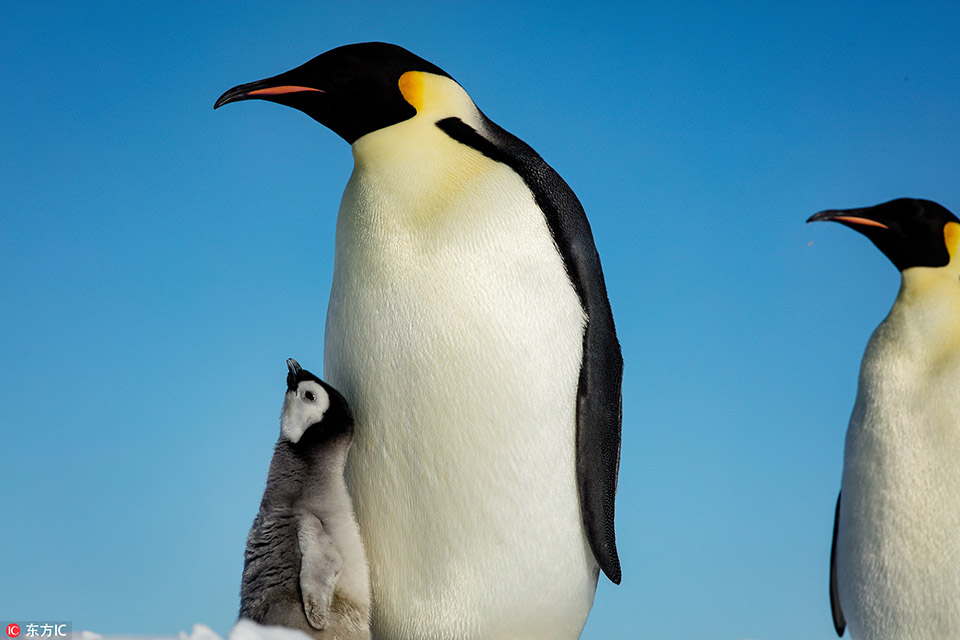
left=240, top=358, right=370, bottom=640
left=809, top=198, right=960, bottom=639
left=216, top=43, right=622, bottom=639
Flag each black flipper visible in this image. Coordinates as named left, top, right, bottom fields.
left=830, top=491, right=846, bottom=636
left=435, top=116, right=623, bottom=584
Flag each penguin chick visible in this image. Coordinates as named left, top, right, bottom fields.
left=809, top=198, right=960, bottom=639
left=240, top=359, right=370, bottom=640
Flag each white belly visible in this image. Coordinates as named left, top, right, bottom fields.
left=837, top=318, right=960, bottom=640
left=324, top=133, right=596, bottom=639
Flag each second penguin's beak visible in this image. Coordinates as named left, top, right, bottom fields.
left=807, top=208, right=891, bottom=230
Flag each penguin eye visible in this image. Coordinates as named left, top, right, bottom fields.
left=303, top=390, right=316, bottom=402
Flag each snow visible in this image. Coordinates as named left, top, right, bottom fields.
left=71, top=621, right=312, bottom=640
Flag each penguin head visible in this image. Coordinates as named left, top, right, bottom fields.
left=808, top=198, right=960, bottom=272
left=214, top=42, right=462, bottom=144
left=280, top=358, right=353, bottom=445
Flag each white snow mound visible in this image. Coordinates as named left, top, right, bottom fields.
left=73, top=621, right=312, bottom=640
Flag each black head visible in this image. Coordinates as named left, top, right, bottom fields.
left=808, top=198, right=960, bottom=271
left=214, top=42, right=452, bottom=144
left=281, top=358, right=353, bottom=445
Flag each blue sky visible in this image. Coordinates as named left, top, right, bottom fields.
left=2, top=1, right=959, bottom=638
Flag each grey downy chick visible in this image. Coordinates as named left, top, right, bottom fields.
left=240, top=358, right=370, bottom=640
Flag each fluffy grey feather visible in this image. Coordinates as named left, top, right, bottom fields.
left=240, top=366, right=370, bottom=640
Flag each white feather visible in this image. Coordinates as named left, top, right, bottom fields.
left=838, top=263, right=960, bottom=639
left=281, top=381, right=330, bottom=444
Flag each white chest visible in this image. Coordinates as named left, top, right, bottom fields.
left=322, top=126, right=595, bottom=639
left=838, top=281, right=960, bottom=638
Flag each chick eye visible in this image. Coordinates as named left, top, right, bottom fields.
left=303, top=391, right=316, bottom=402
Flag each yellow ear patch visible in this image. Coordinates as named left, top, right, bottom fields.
left=398, top=71, right=425, bottom=111
left=945, top=222, right=960, bottom=259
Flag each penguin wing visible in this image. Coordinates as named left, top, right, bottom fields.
left=436, top=116, right=624, bottom=584
left=297, top=514, right=343, bottom=630
left=830, top=492, right=846, bottom=636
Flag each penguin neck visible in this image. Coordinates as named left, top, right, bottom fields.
left=346, top=74, right=491, bottom=214
left=861, top=264, right=960, bottom=404
left=886, top=264, right=960, bottom=354
left=264, top=437, right=350, bottom=510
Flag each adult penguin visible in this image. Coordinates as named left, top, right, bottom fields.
left=216, top=42, right=622, bottom=639
left=810, top=198, right=960, bottom=639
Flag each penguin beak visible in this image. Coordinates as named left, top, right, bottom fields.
left=286, top=358, right=302, bottom=392
left=807, top=208, right=891, bottom=230
left=214, top=74, right=324, bottom=110
left=287, top=358, right=302, bottom=376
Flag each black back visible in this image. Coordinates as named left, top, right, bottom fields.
left=437, top=113, right=624, bottom=584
